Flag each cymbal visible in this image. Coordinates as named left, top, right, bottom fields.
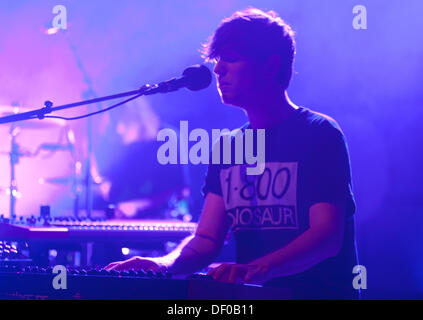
left=41, top=176, right=101, bottom=186
left=0, top=105, right=65, bottom=129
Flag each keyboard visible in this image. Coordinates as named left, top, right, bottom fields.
left=0, top=265, right=290, bottom=300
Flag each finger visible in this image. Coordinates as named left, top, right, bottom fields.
left=244, top=265, right=267, bottom=284
left=207, top=267, right=216, bottom=276
left=207, top=265, right=223, bottom=279
left=143, top=263, right=161, bottom=272
left=108, top=262, right=125, bottom=271
left=140, top=259, right=162, bottom=272
left=244, top=270, right=255, bottom=283
left=157, top=264, right=168, bottom=273
left=228, top=265, right=246, bottom=283
left=243, top=265, right=256, bottom=283
left=207, top=268, right=216, bottom=277
left=111, top=257, right=158, bottom=272
left=213, top=264, right=231, bottom=281
left=208, top=264, right=225, bottom=280
left=207, top=265, right=221, bottom=277
left=110, top=258, right=136, bottom=271
left=104, top=262, right=120, bottom=271
left=244, top=272, right=264, bottom=285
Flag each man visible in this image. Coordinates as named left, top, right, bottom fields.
left=106, top=8, right=358, bottom=299
left=92, top=100, right=189, bottom=220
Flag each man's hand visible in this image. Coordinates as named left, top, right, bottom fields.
left=104, top=256, right=167, bottom=272
left=207, top=263, right=272, bottom=285
left=104, top=193, right=229, bottom=276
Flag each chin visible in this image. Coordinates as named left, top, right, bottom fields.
left=220, top=93, right=242, bottom=107
left=222, top=98, right=240, bottom=108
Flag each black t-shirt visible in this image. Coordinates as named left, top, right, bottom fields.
left=202, top=106, right=358, bottom=299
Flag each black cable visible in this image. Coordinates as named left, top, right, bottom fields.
left=43, top=93, right=143, bottom=121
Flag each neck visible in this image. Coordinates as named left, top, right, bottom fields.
left=243, top=90, right=298, bottom=129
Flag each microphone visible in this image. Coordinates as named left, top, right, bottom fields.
left=143, top=65, right=212, bottom=95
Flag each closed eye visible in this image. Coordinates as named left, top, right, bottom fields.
left=216, top=52, right=243, bottom=63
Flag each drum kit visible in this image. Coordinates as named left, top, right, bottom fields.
left=0, top=104, right=83, bottom=219
left=0, top=104, right=192, bottom=222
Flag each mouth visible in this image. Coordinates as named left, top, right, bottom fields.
left=218, top=86, right=231, bottom=94
left=218, top=82, right=231, bottom=90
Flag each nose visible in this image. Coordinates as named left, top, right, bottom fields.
left=213, top=59, right=226, bottom=77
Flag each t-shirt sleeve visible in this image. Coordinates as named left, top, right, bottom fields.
left=305, top=124, right=356, bottom=217
left=202, top=124, right=250, bottom=198
left=201, top=137, right=224, bottom=198
left=201, top=162, right=223, bottom=197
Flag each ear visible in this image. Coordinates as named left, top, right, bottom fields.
left=264, top=54, right=281, bottom=80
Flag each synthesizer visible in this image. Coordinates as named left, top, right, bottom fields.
left=0, top=265, right=291, bottom=300
left=0, top=215, right=196, bottom=242
left=0, top=240, right=31, bottom=263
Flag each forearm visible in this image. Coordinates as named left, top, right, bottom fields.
left=249, top=227, right=340, bottom=279
left=154, top=235, right=219, bottom=275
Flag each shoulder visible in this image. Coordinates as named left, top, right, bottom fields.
left=298, top=107, right=345, bottom=139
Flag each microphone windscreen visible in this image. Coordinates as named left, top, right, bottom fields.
left=182, top=65, right=212, bottom=91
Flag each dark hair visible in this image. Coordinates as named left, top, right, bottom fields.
left=201, top=8, right=296, bottom=89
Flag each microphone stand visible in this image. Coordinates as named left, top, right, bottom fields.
left=0, top=79, right=182, bottom=219
left=68, top=39, right=105, bottom=219
left=0, top=76, right=184, bottom=125
left=9, top=123, right=19, bottom=220
left=0, top=89, right=146, bottom=125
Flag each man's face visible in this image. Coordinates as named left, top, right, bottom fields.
left=213, top=48, right=264, bottom=107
